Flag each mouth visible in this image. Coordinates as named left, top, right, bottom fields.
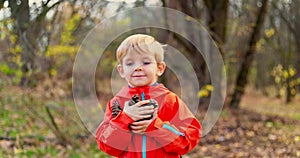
left=132, top=75, right=146, bottom=78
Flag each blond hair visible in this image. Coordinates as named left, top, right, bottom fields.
left=116, top=34, right=164, bottom=64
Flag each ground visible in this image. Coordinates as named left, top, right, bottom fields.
left=187, top=92, right=300, bottom=158
left=0, top=84, right=300, bottom=157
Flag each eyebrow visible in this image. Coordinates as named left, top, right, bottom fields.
left=123, top=56, right=155, bottom=63
left=124, top=58, right=133, bottom=62
left=142, top=57, right=155, bottom=61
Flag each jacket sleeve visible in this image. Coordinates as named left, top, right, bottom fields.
left=95, top=100, right=134, bottom=157
left=145, top=95, right=201, bottom=155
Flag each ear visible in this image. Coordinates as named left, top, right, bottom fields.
left=117, top=64, right=125, bottom=78
left=156, top=62, right=166, bottom=76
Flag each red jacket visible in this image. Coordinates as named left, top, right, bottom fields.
left=96, top=84, right=201, bottom=158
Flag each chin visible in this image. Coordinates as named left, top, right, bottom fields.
left=130, top=82, right=147, bottom=87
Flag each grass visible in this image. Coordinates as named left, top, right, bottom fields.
left=1, top=83, right=300, bottom=157
left=240, top=89, right=300, bottom=136
left=240, top=90, right=300, bottom=121
left=0, top=85, right=110, bottom=157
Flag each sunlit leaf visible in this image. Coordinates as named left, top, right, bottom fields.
left=294, top=136, right=300, bottom=142
left=198, top=89, right=209, bottom=98
left=264, top=28, right=275, bottom=38
left=288, top=67, right=296, bottom=77
left=205, top=84, right=214, bottom=91
left=283, top=70, right=289, bottom=79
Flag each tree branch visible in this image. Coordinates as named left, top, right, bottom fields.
left=230, top=0, right=269, bottom=108
left=43, top=0, right=51, bottom=7
left=36, top=0, right=63, bottom=22
left=271, top=1, right=296, bottom=36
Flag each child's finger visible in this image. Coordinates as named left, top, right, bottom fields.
left=152, top=108, right=158, bottom=118
left=139, top=114, right=152, bottom=119
left=135, top=100, right=150, bottom=106
left=130, top=125, right=144, bottom=130
left=131, top=120, right=149, bottom=126
left=139, top=105, right=154, bottom=111
left=139, top=109, right=154, bottom=115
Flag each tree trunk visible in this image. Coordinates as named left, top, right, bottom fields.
left=7, top=0, right=62, bottom=86
left=294, top=14, right=300, bottom=92
left=162, top=0, right=228, bottom=108
left=230, top=0, right=269, bottom=109
left=203, top=0, right=228, bottom=46
left=163, top=0, right=209, bottom=89
left=8, top=0, right=35, bottom=86
left=295, top=41, right=300, bottom=93
left=202, top=0, right=228, bottom=110
left=276, top=0, right=300, bottom=92
left=293, top=1, right=300, bottom=84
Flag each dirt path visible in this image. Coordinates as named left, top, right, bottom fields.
left=187, top=93, right=300, bottom=157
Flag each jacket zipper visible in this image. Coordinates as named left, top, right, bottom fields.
left=141, top=92, right=146, bottom=158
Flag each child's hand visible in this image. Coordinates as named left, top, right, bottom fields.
left=123, top=100, right=154, bottom=121
left=130, top=108, right=158, bottom=134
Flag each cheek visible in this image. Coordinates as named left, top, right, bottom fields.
left=123, top=68, right=134, bottom=77
left=123, top=66, right=133, bottom=72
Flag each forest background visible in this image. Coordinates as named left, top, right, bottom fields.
left=0, top=0, right=300, bottom=157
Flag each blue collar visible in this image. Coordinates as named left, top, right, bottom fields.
left=128, top=82, right=158, bottom=88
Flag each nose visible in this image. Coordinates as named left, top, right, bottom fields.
left=134, top=65, right=143, bottom=71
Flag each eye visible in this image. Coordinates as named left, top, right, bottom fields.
left=143, top=61, right=151, bottom=65
left=125, top=62, right=133, bottom=66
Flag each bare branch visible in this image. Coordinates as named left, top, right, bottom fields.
left=271, top=1, right=296, bottom=36
left=36, top=0, right=64, bottom=22
left=43, top=0, right=51, bottom=7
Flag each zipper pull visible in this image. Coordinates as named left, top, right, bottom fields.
left=141, top=92, right=145, bottom=101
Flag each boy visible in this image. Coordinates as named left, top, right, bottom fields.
left=96, top=34, right=201, bottom=158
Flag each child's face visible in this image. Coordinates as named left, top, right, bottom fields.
left=117, top=51, right=165, bottom=87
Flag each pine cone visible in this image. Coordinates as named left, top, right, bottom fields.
left=111, top=100, right=122, bottom=117
left=128, top=94, right=159, bottom=121
left=128, top=94, right=140, bottom=106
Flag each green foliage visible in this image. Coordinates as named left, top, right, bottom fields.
left=256, top=38, right=266, bottom=51
left=0, top=63, right=14, bottom=75
left=0, top=18, right=15, bottom=40
left=256, top=28, right=276, bottom=51
left=198, top=84, right=213, bottom=98
left=61, top=14, right=81, bottom=45
left=0, top=63, right=23, bottom=84
left=0, top=86, right=110, bottom=157
left=0, top=78, right=3, bottom=92
left=271, top=64, right=299, bottom=97
left=266, top=121, right=283, bottom=128
left=45, top=14, right=81, bottom=77
left=0, top=51, right=23, bottom=85
left=0, top=19, right=24, bottom=85
left=264, top=28, right=275, bottom=38
left=46, top=45, right=79, bottom=77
